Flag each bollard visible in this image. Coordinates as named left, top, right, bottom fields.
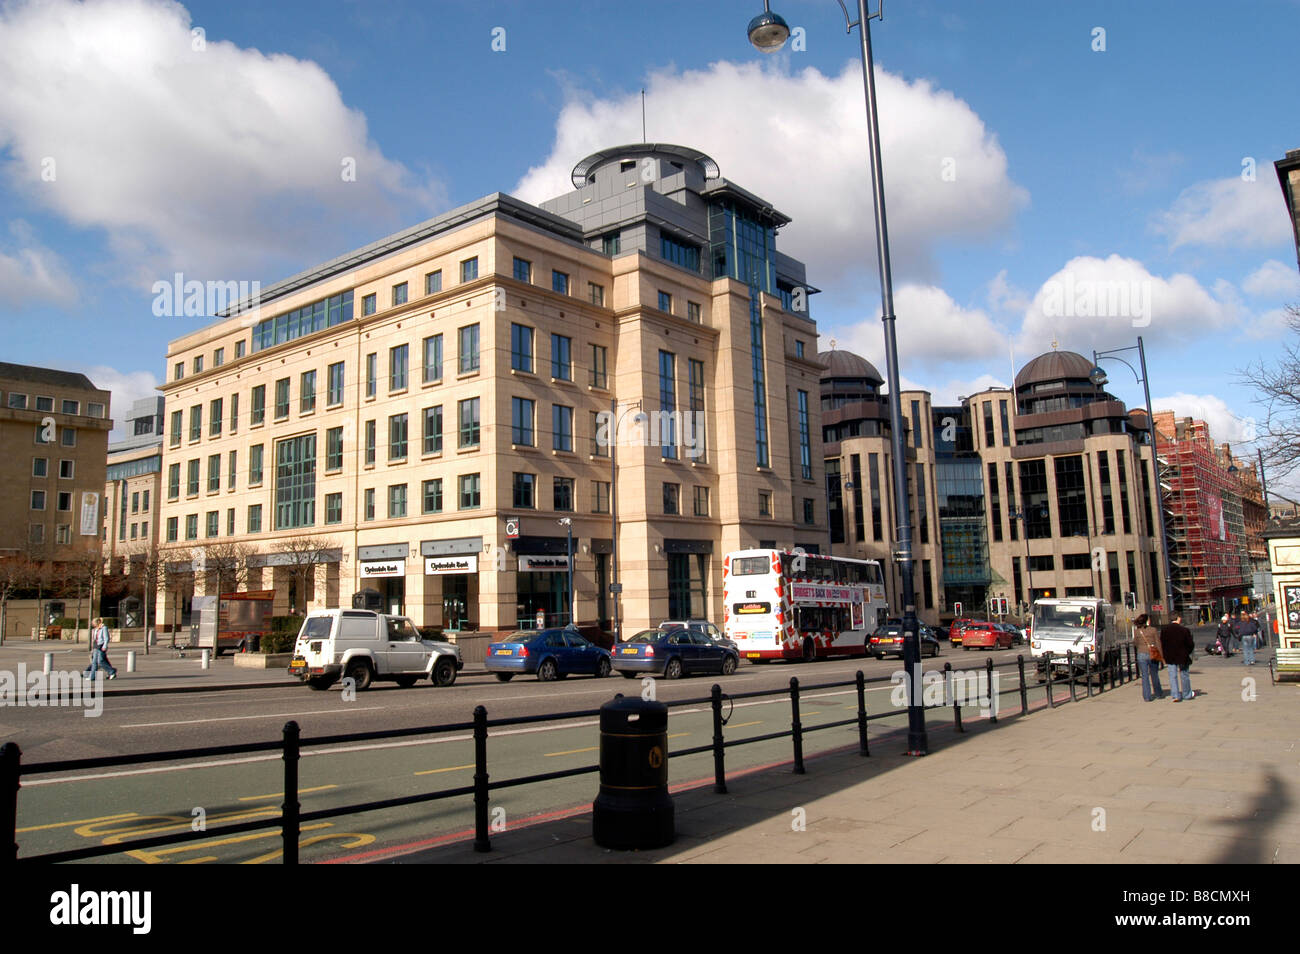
left=1085, top=648, right=1094, bottom=698
left=593, top=694, right=674, bottom=850
left=201, top=649, right=210, bottom=670
left=473, top=706, right=490, bottom=852
left=986, top=657, right=998, bottom=723
left=1017, top=655, right=1029, bottom=714
left=789, top=677, right=805, bottom=775
left=127, top=651, right=137, bottom=673
left=281, top=721, right=300, bottom=865
left=1, top=742, right=19, bottom=864
left=710, top=684, right=727, bottom=794
left=856, top=670, right=870, bottom=756
left=1068, top=651, right=1077, bottom=703
left=1045, top=652, right=1055, bottom=708
left=42, top=653, right=53, bottom=675
left=948, top=662, right=964, bottom=732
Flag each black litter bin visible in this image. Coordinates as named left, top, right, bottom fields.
left=592, top=693, right=674, bottom=849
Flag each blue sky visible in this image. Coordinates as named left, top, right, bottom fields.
left=1, top=0, right=1297, bottom=481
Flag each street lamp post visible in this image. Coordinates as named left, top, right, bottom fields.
left=608, top=400, right=642, bottom=644
left=749, top=1, right=926, bottom=755
left=559, top=518, right=573, bottom=627
left=1091, top=337, right=1174, bottom=618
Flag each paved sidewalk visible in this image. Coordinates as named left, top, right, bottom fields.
left=392, top=650, right=1299, bottom=863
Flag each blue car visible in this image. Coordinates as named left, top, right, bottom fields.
left=612, top=627, right=740, bottom=680
left=485, top=627, right=612, bottom=682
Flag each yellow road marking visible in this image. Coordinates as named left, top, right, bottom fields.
left=239, top=784, right=337, bottom=801
left=125, top=822, right=333, bottom=864
left=545, top=745, right=599, bottom=757
left=729, top=720, right=763, bottom=728
left=414, top=763, right=475, bottom=776
left=98, top=808, right=280, bottom=844
left=244, top=830, right=376, bottom=865
left=667, top=732, right=689, bottom=739
left=18, top=812, right=137, bottom=833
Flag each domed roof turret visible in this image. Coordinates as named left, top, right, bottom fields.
left=819, top=349, right=884, bottom=386
left=1014, top=350, right=1096, bottom=389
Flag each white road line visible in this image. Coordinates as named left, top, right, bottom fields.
left=119, top=707, right=384, bottom=728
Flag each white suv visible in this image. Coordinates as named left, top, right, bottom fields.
left=289, top=609, right=462, bottom=690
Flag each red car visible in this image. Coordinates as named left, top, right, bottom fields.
left=948, top=617, right=981, bottom=646
left=961, top=622, right=1013, bottom=651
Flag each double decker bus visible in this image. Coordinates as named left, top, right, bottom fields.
left=722, top=549, right=889, bottom=662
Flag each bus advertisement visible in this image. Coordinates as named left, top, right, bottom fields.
left=721, top=549, right=889, bottom=662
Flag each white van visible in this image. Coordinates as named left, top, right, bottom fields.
left=1029, top=598, right=1122, bottom=678
left=288, top=609, right=462, bottom=690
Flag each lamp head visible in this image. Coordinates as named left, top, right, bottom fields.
left=1088, top=366, right=1108, bottom=387
left=747, top=6, right=790, bottom=53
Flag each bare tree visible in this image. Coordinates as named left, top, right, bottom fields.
left=201, top=541, right=259, bottom=597
left=273, top=536, right=334, bottom=615
left=0, top=555, right=38, bottom=647
left=63, top=546, right=105, bottom=644
left=125, top=540, right=165, bottom=655
left=1241, top=303, right=1300, bottom=482
left=161, top=553, right=195, bottom=648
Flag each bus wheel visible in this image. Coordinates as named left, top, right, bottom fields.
left=802, top=638, right=816, bottom=662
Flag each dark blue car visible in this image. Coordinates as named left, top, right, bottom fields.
left=612, top=627, right=740, bottom=680
left=485, top=627, right=612, bottom=682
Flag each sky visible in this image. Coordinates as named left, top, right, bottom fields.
left=1, top=0, right=1297, bottom=487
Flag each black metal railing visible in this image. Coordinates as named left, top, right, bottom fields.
left=1, top=647, right=1137, bottom=864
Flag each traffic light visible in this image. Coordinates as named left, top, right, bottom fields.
left=1123, top=592, right=1136, bottom=609
left=954, top=601, right=963, bottom=617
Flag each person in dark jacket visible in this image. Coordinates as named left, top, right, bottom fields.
left=1160, top=613, right=1195, bottom=702
left=1215, top=614, right=1234, bottom=657
left=1234, top=611, right=1260, bottom=666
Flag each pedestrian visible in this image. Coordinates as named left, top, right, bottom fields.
left=83, top=617, right=117, bottom=680
left=1159, top=612, right=1195, bottom=702
left=1215, top=614, right=1234, bottom=657
left=1132, top=613, right=1164, bottom=701
left=1234, top=611, right=1260, bottom=667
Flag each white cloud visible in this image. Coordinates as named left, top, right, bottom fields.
left=987, top=268, right=1030, bottom=314
left=824, top=283, right=1009, bottom=375
left=0, top=0, right=441, bottom=287
left=1151, top=176, right=1292, bottom=251
left=923, top=373, right=1010, bottom=406
left=1242, top=259, right=1300, bottom=299
left=1017, top=254, right=1239, bottom=355
left=78, top=365, right=160, bottom=441
left=0, top=220, right=78, bottom=307
left=514, top=59, right=1027, bottom=283
left=1151, top=393, right=1258, bottom=447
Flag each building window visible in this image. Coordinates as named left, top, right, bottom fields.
left=591, top=411, right=609, bottom=458
left=513, top=472, right=536, bottom=509
left=326, top=427, right=343, bottom=470
left=797, top=390, right=812, bottom=479
left=328, top=361, right=344, bottom=405
left=32, top=457, right=48, bottom=478
left=166, top=516, right=178, bottom=542
left=592, top=481, right=610, bottom=514
left=425, top=270, right=442, bottom=295
left=794, top=339, right=804, bottom=358
left=513, top=257, right=532, bottom=283
left=551, top=334, right=572, bottom=380
left=459, top=473, right=481, bottom=509
left=423, top=334, right=443, bottom=384
left=916, top=463, right=929, bottom=544
left=390, top=344, right=409, bottom=391
left=590, top=344, right=608, bottom=389
left=999, top=399, right=1011, bottom=447
left=602, top=233, right=620, bottom=256
left=759, top=492, right=772, bottom=517
left=554, top=477, right=574, bottom=511
left=187, top=459, right=200, bottom=495
left=1098, top=450, right=1115, bottom=535
left=1054, top=456, right=1088, bottom=537
left=983, top=401, right=995, bottom=449
left=274, top=435, right=316, bottom=529
left=206, top=511, right=219, bottom=538
left=230, top=393, right=239, bottom=432
left=460, top=257, right=478, bottom=283
left=249, top=444, right=264, bottom=486
left=694, top=486, right=710, bottom=517
left=185, top=514, right=198, bottom=540
left=365, top=352, right=377, bottom=398
left=251, top=385, right=265, bottom=425
left=189, top=405, right=201, bottom=441
left=363, top=292, right=377, bottom=315
left=59, top=459, right=74, bottom=479
left=803, top=498, right=815, bottom=525
left=988, top=462, right=1003, bottom=543
left=210, top=398, right=223, bottom=436
left=300, top=370, right=316, bottom=413
left=661, top=234, right=701, bottom=271
left=511, top=323, right=534, bottom=373
left=388, top=484, right=407, bottom=518
left=364, top=488, right=375, bottom=521
left=365, top=419, right=376, bottom=465
left=226, top=508, right=235, bottom=535
left=664, top=483, right=680, bottom=515
left=248, top=505, right=261, bottom=534
left=168, top=463, right=180, bottom=499
left=552, top=270, right=569, bottom=295
left=214, top=347, right=224, bottom=368
left=912, top=399, right=924, bottom=450
left=589, top=282, right=605, bottom=306
left=749, top=293, right=769, bottom=467
left=659, top=350, right=676, bottom=459
left=459, top=325, right=479, bottom=373
left=424, top=405, right=443, bottom=454
left=56, top=524, right=71, bottom=545
left=389, top=413, right=408, bottom=460
left=30, top=490, right=45, bottom=510
left=658, top=290, right=672, bottom=314
left=208, top=454, right=221, bottom=492
left=174, top=363, right=184, bottom=382
left=688, top=359, right=706, bottom=462
left=250, top=291, right=354, bottom=352
left=392, top=282, right=408, bottom=306
left=1117, top=450, right=1133, bottom=535
left=422, top=479, right=443, bottom=514
left=7, top=393, right=27, bottom=409
left=236, top=340, right=246, bottom=359
left=1018, top=460, right=1051, bottom=539
left=326, top=492, right=342, bottom=524
left=275, top=377, right=290, bottom=419
left=512, top=397, right=534, bottom=446
left=132, top=491, right=139, bottom=514
left=687, top=301, right=701, bottom=323
left=553, top=405, right=573, bottom=452
left=170, top=410, right=182, bottom=447
left=458, top=398, right=480, bottom=448
left=193, top=356, right=203, bottom=374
